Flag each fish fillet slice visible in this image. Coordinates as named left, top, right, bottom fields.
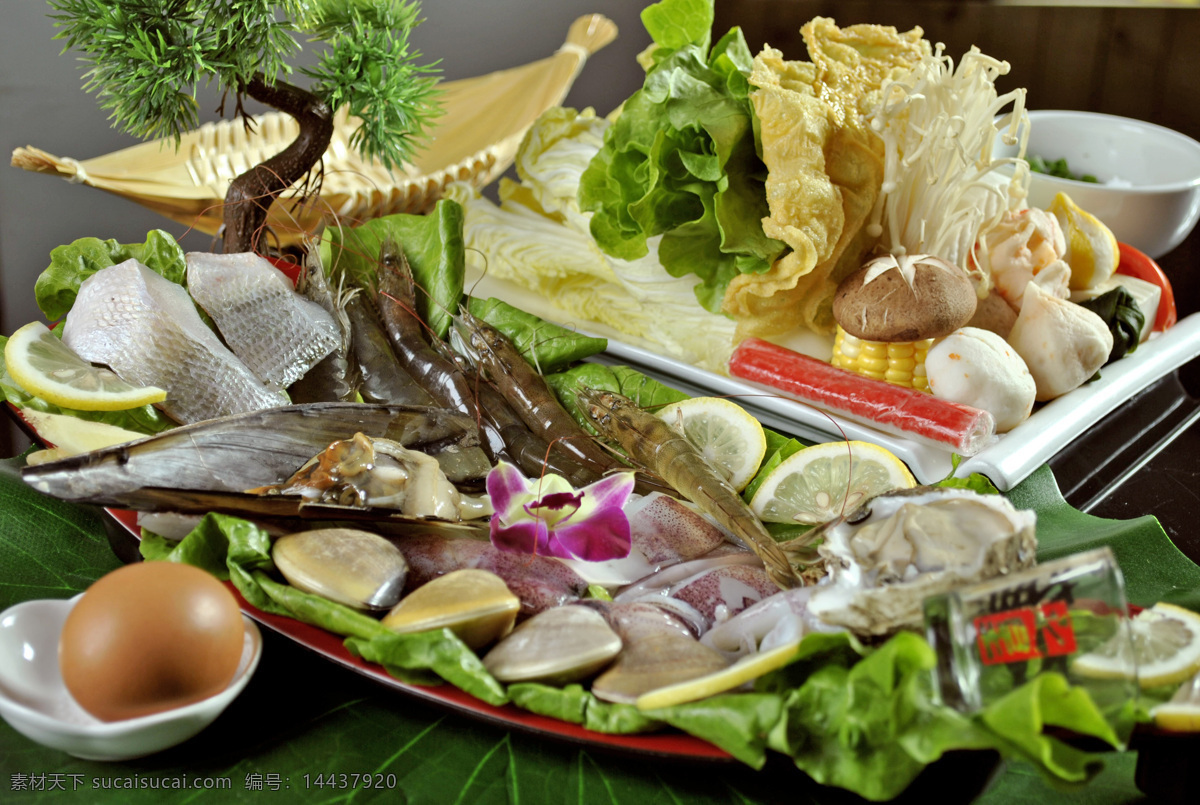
left=186, top=252, right=341, bottom=389
left=62, top=259, right=289, bottom=423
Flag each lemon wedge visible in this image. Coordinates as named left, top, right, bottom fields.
left=749, top=440, right=916, bottom=525
left=635, top=639, right=801, bottom=711
left=1152, top=666, right=1200, bottom=732
left=4, top=321, right=167, bottom=411
left=1048, top=191, right=1119, bottom=291
left=1073, top=602, right=1200, bottom=689
left=19, top=410, right=144, bottom=465
left=657, top=397, right=767, bottom=492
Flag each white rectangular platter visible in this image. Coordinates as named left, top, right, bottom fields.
left=468, top=271, right=1200, bottom=491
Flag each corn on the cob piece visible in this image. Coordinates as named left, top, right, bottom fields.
left=831, top=326, right=932, bottom=392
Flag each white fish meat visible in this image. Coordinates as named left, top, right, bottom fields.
left=186, top=251, right=341, bottom=389
left=62, top=259, right=288, bottom=423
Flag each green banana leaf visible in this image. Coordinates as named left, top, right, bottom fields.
left=1, top=450, right=1194, bottom=804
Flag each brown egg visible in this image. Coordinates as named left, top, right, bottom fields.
left=59, top=562, right=245, bottom=722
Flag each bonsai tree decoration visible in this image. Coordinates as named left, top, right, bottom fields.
left=48, top=0, right=440, bottom=254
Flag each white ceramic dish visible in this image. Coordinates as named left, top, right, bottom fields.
left=0, top=595, right=262, bottom=761
left=995, top=110, right=1200, bottom=258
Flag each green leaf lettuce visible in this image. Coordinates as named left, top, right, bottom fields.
left=577, top=0, right=785, bottom=313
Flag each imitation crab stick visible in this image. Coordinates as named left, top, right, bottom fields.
left=729, top=338, right=997, bottom=456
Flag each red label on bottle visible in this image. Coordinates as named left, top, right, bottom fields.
left=1039, top=601, right=1078, bottom=657
left=976, top=609, right=1041, bottom=664
left=974, top=603, right=1076, bottom=666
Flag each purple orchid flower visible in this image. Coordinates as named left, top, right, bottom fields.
left=486, top=462, right=635, bottom=562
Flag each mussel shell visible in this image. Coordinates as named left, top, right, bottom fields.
left=482, top=605, right=622, bottom=685
left=381, top=569, right=519, bottom=649
left=21, top=402, right=492, bottom=507
left=272, top=528, right=408, bottom=611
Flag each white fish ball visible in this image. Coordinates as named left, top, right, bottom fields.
left=1007, top=281, right=1114, bottom=401
left=927, top=327, right=1036, bottom=432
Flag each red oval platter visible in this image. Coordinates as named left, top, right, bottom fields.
left=104, top=508, right=733, bottom=761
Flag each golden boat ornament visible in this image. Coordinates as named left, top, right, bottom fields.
left=10, top=14, right=616, bottom=244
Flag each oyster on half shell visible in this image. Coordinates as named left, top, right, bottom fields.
left=799, top=487, right=1037, bottom=636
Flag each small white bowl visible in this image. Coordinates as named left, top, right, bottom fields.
left=0, top=595, right=261, bottom=761
left=995, top=110, right=1200, bottom=258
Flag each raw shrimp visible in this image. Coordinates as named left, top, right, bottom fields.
left=576, top=387, right=802, bottom=590
left=451, top=310, right=677, bottom=497
left=428, top=334, right=603, bottom=488
left=345, top=294, right=436, bottom=407
left=290, top=250, right=360, bottom=403
left=373, top=240, right=506, bottom=460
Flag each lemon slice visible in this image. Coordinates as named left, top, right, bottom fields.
left=1073, top=602, right=1200, bottom=689
left=635, top=639, right=800, bottom=711
left=657, top=397, right=767, bottom=492
left=1048, top=191, right=1119, bottom=291
left=749, top=440, right=916, bottom=525
left=1152, top=667, right=1200, bottom=732
left=4, top=321, right=166, bottom=411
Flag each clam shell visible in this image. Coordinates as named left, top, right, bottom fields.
left=382, top=569, right=519, bottom=649
left=272, top=528, right=408, bottom=611
left=590, top=632, right=730, bottom=705
left=482, top=605, right=622, bottom=685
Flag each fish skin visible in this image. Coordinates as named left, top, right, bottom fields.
left=62, top=259, right=289, bottom=424
left=186, top=251, right=341, bottom=389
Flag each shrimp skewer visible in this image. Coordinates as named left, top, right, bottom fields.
left=576, top=386, right=802, bottom=590
left=451, top=310, right=678, bottom=497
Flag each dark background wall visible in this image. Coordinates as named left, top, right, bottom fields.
left=715, top=1, right=1200, bottom=143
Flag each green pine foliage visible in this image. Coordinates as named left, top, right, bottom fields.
left=47, top=0, right=440, bottom=170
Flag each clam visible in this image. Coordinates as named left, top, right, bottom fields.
left=482, top=605, right=622, bottom=685
left=590, top=631, right=730, bottom=705
left=382, top=569, right=519, bottom=650
left=794, top=487, right=1038, bottom=636
left=272, top=528, right=408, bottom=611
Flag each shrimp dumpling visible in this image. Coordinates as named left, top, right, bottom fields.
left=980, top=208, right=1071, bottom=312
left=1007, top=281, right=1113, bottom=401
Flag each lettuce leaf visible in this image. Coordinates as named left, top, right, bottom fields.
left=35, top=229, right=186, bottom=321
left=507, top=683, right=662, bottom=734
left=640, top=0, right=714, bottom=52
left=320, top=199, right=466, bottom=340
left=466, top=296, right=607, bottom=374
left=577, top=0, right=785, bottom=313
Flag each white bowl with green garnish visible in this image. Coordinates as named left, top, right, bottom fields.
left=998, top=110, right=1200, bottom=258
